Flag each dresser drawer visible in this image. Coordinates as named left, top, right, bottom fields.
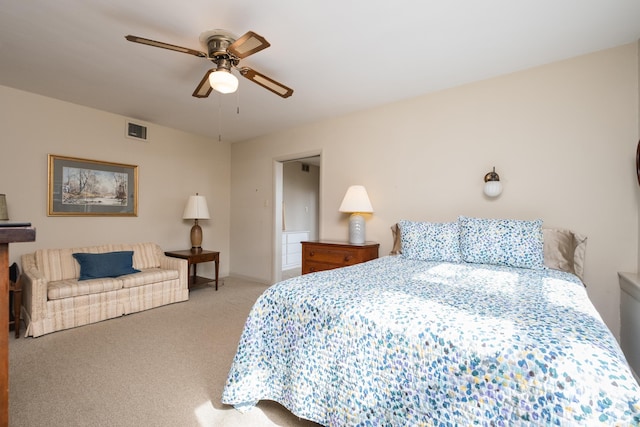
left=188, top=252, right=217, bottom=263
left=303, top=246, right=363, bottom=265
left=303, top=260, right=336, bottom=274
left=301, top=241, right=379, bottom=275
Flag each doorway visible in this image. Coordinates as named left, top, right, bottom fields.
left=273, top=153, right=321, bottom=283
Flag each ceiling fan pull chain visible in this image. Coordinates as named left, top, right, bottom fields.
left=218, top=93, right=223, bottom=142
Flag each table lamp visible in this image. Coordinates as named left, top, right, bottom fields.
left=339, top=185, right=373, bottom=244
left=0, top=194, right=8, bottom=220
left=183, top=193, right=210, bottom=249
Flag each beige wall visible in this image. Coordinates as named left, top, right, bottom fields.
left=230, top=42, right=640, bottom=339
left=0, top=86, right=231, bottom=279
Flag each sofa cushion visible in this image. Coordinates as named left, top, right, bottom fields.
left=73, top=251, right=140, bottom=280
left=35, top=247, right=95, bottom=282
left=110, top=243, right=161, bottom=270
left=48, top=277, right=124, bottom=300
left=35, top=243, right=163, bottom=282
left=120, top=268, right=180, bottom=288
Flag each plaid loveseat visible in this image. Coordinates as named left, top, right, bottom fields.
left=20, top=243, right=188, bottom=337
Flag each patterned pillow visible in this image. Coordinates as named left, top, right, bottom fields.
left=398, top=220, right=462, bottom=262
left=458, top=216, right=544, bottom=269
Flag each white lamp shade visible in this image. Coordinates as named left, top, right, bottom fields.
left=183, top=195, right=210, bottom=219
left=339, top=185, right=373, bottom=213
left=484, top=181, right=503, bottom=198
left=209, top=70, right=239, bottom=94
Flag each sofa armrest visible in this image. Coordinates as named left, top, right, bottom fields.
left=158, top=252, right=188, bottom=289
left=20, top=252, right=50, bottom=325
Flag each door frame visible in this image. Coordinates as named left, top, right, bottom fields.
left=272, top=150, right=322, bottom=283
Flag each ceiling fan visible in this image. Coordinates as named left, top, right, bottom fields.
left=125, top=29, right=293, bottom=99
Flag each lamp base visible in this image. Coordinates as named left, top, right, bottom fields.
left=348, top=213, right=366, bottom=244
left=190, top=220, right=203, bottom=249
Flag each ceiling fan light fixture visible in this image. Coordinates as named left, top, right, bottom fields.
left=209, top=69, right=239, bottom=94
left=126, top=29, right=293, bottom=98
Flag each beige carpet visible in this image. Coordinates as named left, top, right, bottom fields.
left=281, top=267, right=302, bottom=280
left=8, top=277, right=320, bottom=427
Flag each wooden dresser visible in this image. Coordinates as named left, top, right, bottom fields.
left=301, top=240, right=379, bottom=274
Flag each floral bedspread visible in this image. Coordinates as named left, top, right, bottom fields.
left=222, top=256, right=640, bottom=426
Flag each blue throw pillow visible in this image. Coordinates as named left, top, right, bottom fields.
left=458, top=216, right=544, bottom=269
left=398, top=220, right=462, bottom=262
left=72, top=251, right=140, bottom=281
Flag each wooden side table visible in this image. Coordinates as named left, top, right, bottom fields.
left=165, top=249, right=219, bottom=290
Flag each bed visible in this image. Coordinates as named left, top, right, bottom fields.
left=222, top=217, right=640, bottom=426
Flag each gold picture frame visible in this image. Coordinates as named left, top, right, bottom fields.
left=48, top=154, right=138, bottom=216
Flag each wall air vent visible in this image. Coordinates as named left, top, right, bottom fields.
left=126, top=120, right=148, bottom=141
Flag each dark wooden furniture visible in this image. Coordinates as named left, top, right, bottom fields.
left=301, top=240, right=379, bottom=274
left=165, top=249, right=219, bottom=290
left=0, top=222, right=36, bottom=427
left=8, top=263, right=22, bottom=338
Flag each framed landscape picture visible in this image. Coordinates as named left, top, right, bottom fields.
left=48, top=154, right=138, bottom=216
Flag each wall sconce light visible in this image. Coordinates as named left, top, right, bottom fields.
left=483, top=167, right=503, bottom=198
left=182, top=193, right=210, bottom=249
left=339, top=185, right=373, bottom=244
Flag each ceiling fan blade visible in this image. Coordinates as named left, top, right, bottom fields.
left=227, top=31, right=270, bottom=59
left=192, top=69, right=214, bottom=98
left=240, top=68, right=293, bottom=98
left=125, top=35, right=207, bottom=58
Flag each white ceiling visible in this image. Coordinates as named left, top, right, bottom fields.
left=1, top=1, right=639, bottom=143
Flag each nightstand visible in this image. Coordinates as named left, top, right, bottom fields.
left=165, top=249, right=219, bottom=290
left=301, top=240, right=379, bottom=274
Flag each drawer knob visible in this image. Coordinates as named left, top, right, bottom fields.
left=309, top=251, right=315, bottom=257
left=344, top=255, right=352, bottom=262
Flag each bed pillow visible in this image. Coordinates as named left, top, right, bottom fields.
left=72, top=251, right=140, bottom=281
left=390, top=223, right=402, bottom=255
left=458, top=216, right=544, bottom=269
left=543, top=228, right=588, bottom=280
left=573, top=232, right=587, bottom=280
left=398, top=220, right=462, bottom=262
